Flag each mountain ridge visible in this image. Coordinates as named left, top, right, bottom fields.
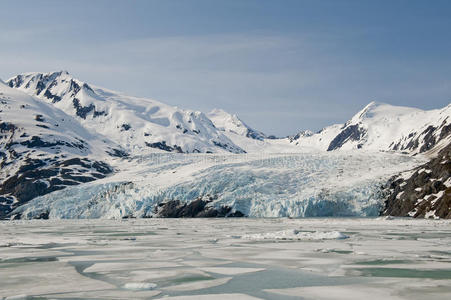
left=207, top=108, right=267, bottom=141
left=8, top=71, right=451, bottom=156
left=2, top=71, right=450, bottom=219
left=0, top=80, right=117, bottom=218
left=290, top=101, right=451, bottom=155
left=7, top=71, right=246, bottom=155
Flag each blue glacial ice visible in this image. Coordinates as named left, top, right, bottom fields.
left=13, top=152, right=424, bottom=219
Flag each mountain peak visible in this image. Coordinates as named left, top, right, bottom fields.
left=6, top=71, right=246, bottom=154
left=289, top=130, right=314, bottom=142
left=207, top=108, right=266, bottom=140
left=356, top=101, right=387, bottom=118
left=364, top=100, right=383, bottom=107
left=12, top=70, right=71, bottom=80
left=352, top=101, right=422, bottom=124
left=7, top=71, right=95, bottom=102
left=209, top=108, right=229, bottom=115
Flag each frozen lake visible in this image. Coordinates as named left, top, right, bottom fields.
left=1, top=218, right=451, bottom=299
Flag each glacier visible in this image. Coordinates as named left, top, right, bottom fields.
left=3, top=72, right=450, bottom=220
left=13, top=151, right=424, bottom=219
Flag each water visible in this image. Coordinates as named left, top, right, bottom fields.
left=1, top=218, right=450, bottom=299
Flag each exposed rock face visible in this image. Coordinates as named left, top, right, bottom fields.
left=382, top=143, right=451, bottom=219
left=327, top=124, right=366, bottom=151
left=291, top=102, right=451, bottom=155
left=154, top=196, right=245, bottom=218
left=0, top=80, right=117, bottom=219
left=289, top=130, right=313, bottom=143
left=390, top=121, right=451, bottom=154
left=0, top=120, right=113, bottom=219
left=145, top=141, right=183, bottom=153
left=0, top=157, right=113, bottom=219
left=245, top=128, right=266, bottom=141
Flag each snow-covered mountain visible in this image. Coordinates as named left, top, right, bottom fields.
left=205, top=108, right=300, bottom=153
left=207, top=108, right=266, bottom=140
left=0, top=80, right=118, bottom=218
left=8, top=72, right=450, bottom=156
left=7, top=71, right=245, bottom=154
left=289, top=130, right=314, bottom=142
left=291, top=101, right=451, bottom=154
left=2, top=70, right=451, bottom=219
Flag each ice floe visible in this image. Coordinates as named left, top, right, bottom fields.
left=241, top=230, right=349, bottom=241
left=123, top=282, right=157, bottom=290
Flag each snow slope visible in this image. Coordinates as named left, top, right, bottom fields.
left=9, top=72, right=450, bottom=156
left=7, top=71, right=244, bottom=154
left=206, top=109, right=305, bottom=153
left=291, top=101, right=451, bottom=154
left=207, top=108, right=266, bottom=140
left=0, top=81, right=117, bottom=217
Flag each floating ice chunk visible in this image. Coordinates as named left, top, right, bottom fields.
left=377, top=215, right=395, bottom=220
left=85, top=261, right=180, bottom=273
left=4, top=296, right=30, bottom=300
left=164, top=277, right=232, bottom=292
left=265, top=285, right=405, bottom=300
left=241, top=230, right=349, bottom=241
left=159, top=294, right=263, bottom=300
left=199, top=267, right=265, bottom=275
left=123, top=282, right=157, bottom=291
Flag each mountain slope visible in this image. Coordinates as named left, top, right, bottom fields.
left=0, top=80, right=117, bottom=218
left=291, top=102, right=451, bottom=154
left=383, top=142, right=451, bottom=219
left=206, top=108, right=309, bottom=153
left=3, top=71, right=451, bottom=219
left=207, top=108, right=266, bottom=140
left=7, top=71, right=245, bottom=154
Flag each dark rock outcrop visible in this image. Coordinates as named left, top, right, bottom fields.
left=213, top=141, right=246, bottom=153
left=389, top=119, right=451, bottom=154
left=245, top=128, right=266, bottom=141
left=382, top=143, right=451, bottom=219
left=72, top=98, right=106, bottom=119
left=19, top=136, right=86, bottom=150
left=107, top=148, right=129, bottom=158
left=145, top=141, right=183, bottom=153
left=327, top=124, right=366, bottom=151
left=154, top=196, right=245, bottom=218
left=0, top=157, right=113, bottom=219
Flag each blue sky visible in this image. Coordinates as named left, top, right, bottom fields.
left=1, top=0, right=450, bottom=136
